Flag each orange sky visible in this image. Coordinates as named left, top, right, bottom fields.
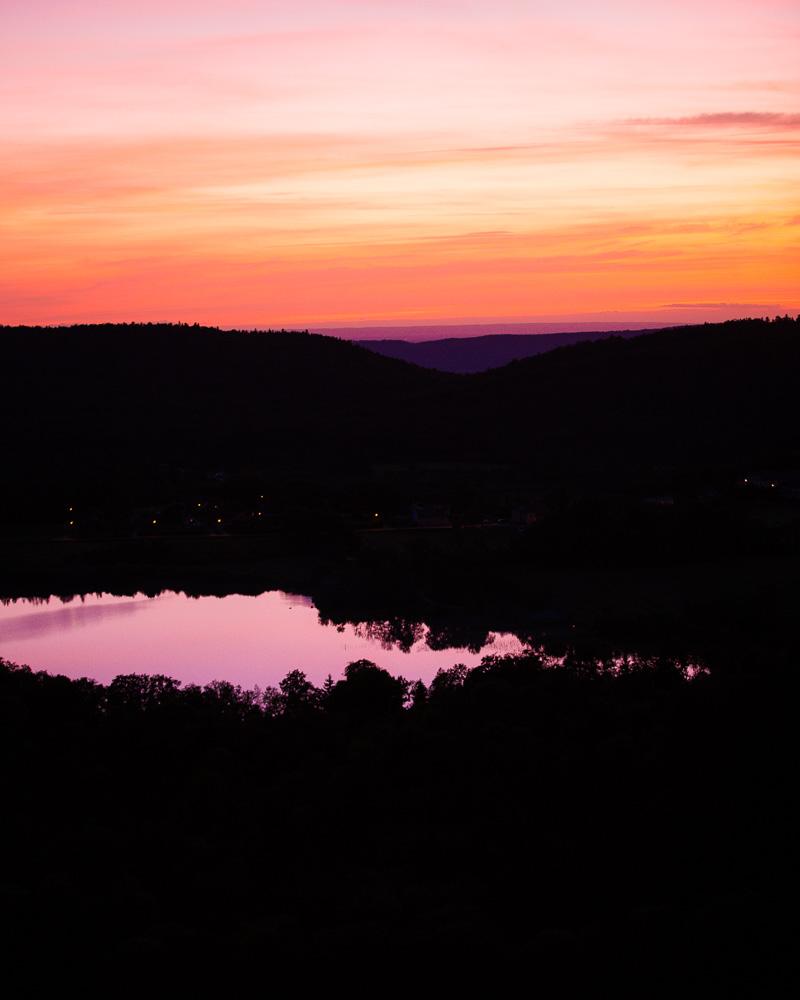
left=1, top=1, right=798, bottom=329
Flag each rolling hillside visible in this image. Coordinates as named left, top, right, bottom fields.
left=1, top=318, right=798, bottom=520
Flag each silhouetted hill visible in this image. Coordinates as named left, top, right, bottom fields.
left=460, top=317, right=800, bottom=478
left=1, top=318, right=798, bottom=523
left=358, top=328, right=645, bottom=372
left=0, top=323, right=448, bottom=512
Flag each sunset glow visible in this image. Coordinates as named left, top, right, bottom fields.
left=2, top=0, right=799, bottom=328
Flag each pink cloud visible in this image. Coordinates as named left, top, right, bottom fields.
left=626, top=112, right=800, bottom=127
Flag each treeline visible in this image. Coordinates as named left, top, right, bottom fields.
left=0, top=649, right=791, bottom=982
left=0, top=647, right=709, bottom=730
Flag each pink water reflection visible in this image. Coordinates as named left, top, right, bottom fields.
left=0, top=591, right=525, bottom=687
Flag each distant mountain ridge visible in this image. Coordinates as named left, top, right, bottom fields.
left=356, top=328, right=650, bottom=372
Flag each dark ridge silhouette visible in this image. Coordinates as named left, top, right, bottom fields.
left=357, top=327, right=647, bottom=372
left=0, top=322, right=447, bottom=522
left=464, top=315, right=800, bottom=480
left=1, top=317, right=799, bottom=530
left=0, top=644, right=791, bottom=981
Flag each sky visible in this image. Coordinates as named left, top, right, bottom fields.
left=1, top=0, right=798, bottom=331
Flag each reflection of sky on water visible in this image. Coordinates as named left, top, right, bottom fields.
left=0, top=591, right=525, bottom=687
left=0, top=597, right=160, bottom=641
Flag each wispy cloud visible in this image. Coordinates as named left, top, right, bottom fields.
left=626, top=112, right=800, bottom=128
left=660, top=301, right=786, bottom=309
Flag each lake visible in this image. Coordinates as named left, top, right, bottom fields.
left=0, top=590, right=528, bottom=688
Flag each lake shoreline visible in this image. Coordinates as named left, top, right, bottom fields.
left=3, top=536, right=799, bottom=668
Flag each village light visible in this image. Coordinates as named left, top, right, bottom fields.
left=217, top=517, right=222, bottom=524
left=152, top=519, right=157, bottom=525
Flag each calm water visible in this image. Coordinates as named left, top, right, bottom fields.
left=0, top=591, right=527, bottom=687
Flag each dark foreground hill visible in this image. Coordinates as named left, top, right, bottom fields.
left=358, top=327, right=646, bottom=372
left=463, top=316, right=800, bottom=479
left=1, top=317, right=799, bottom=525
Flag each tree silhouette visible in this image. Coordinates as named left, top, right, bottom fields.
left=327, top=659, right=409, bottom=718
